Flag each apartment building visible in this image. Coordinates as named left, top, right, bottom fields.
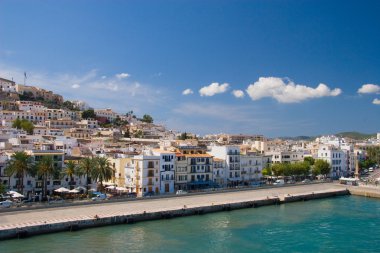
left=209, top=145, right=241, bottom=186
left=318, top=144, right=348, bottom=179
left=153, top=149, right=176, bottom=194
left=125, top=154, right=160, bottom=196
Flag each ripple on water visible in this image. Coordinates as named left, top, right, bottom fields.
left=2, top=196, right=380, bottom=253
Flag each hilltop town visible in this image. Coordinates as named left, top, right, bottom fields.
left=0, top=76, right=379, bottom=200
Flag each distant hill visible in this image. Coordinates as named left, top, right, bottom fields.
left=277, top=136, right=315, bottom=141
left=335, top=131, right=376, bottom=140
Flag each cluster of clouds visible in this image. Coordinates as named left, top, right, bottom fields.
left=357, top=84, right=380, bottom=105
left=182, top=77, right=380, bottom=105
left=0, top=64, right=163, bottom=115
left=183, top=77, right=342, bottom=103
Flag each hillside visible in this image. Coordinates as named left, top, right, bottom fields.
left=335, top=131, right=376, bottom=140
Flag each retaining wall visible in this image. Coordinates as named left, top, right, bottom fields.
left=0, top=189, right=349, bottom=240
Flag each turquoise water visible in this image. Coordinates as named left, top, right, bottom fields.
left=1, top=196, right=380, bottom=253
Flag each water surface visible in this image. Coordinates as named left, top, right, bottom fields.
left=1, top=196, right=380, bottom=253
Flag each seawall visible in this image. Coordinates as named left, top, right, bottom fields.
left=0, top=187, right=349, bottom=240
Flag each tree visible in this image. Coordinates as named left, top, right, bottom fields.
left=5, top=151, right=33, bottom=194
left=304, top=157, right=315, bottom=165
left=0, top=182, right=6, bottom=194
left=12, top=119, right=34, bottom=134
left=271, top=163, right=286, bottom=177
left=63, top=161, right=77, bottom=189
left=366, top=147, right=380, bottom=165
left=359, top=159, right=376, bottom=171
left=78, top=157, right=95, bottom=193
left=82, top=109, right=96, bottom=119
left=141, top=114, right=153, bottom=123
left=92, top=157, right=114, bottom=192
left=36, top=156, right=57, bottom=198
left=314, top=159, right=331, bottom=177
left=62, top=100, right=78, bottom=111
left=262, top=166, right=272, bottom=176
left=178, top=132, right=190, bottom=140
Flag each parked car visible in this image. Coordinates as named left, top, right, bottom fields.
left=92, top=193, right=107, bottom=201
left=143, top=191, right=155, bottom=197
left=287, top=180, right=296, bottom=184
left=127, top=192, right=137, bottom=198
left=176, top=190, right=188, bottom=195
left=0, top=200, right=13, bottom=208
left=302, top=179, right=311, bottom=184
left=273, top=179, right=285, bottom=186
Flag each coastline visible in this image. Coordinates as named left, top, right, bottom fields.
left=0, top=183, right=357, bottom=240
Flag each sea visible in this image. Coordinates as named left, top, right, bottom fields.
left=1, top=195, right=380, bottom=253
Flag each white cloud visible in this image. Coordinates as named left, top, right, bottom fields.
left=182, top=88, right=194, bottom=95
left=358, top=84, right=380, bottom=94
left=199, top=82, right=229, bottom=96
left=101, top=75, right=107, bottom=79
left=232, top=90, right=244, bottom=98
left=116, top=73, right=130, bottom=79
left=246, top=77, right=342, bottom=103
left=373, top=98, right=380, bottom=105
left=71, top=84, right=80, bottom=89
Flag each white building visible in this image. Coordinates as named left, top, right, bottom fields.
left=268, top=151, right=304, bottom=164
left=153, top=149, right=175, bottom=194
left=125, top=154, right=160, bottom=196
left=209, top=145, right=241, bottom=186
left=240, top=153, right=272, bottom=185
left=213, top=158, right=226, bottom=187
left=318, top=144, right=348, bottom=179
left=0, top=77, right=16, bottom=93
left=95, top=108, right=118, bottom=122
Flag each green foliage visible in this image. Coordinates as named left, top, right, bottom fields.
left=0, top=182, right=6, bottom=194
left=12, top=118, right=34, bottom=134
left=141, top=114, right=153, bottom=123
left=178, top=132, right=191, bottom=140
left=366, top=146, right=380, bottom=165
left=78, top=157, right=96, bottom=192
left=270, top=162, right=311, bottom=177
left=133, top=130, right=143, bottom=138
left=262, top=166, right=272, bottom=176
left=359, top=159, right=376, bottom=170
left=63, top=161, right=77, bottom=188
left=36, top=156, right=57, bottom=197
left=62, top=100, right=79, bottom=111
left=5, top=151, right=33, bottom=193
left=92, top=157, right=114, bottom=191
left=336, top=132, right=376, bottom=140
left=304, top=157, right=315, bottom=165
left=314, top=159, right=331, bottom=176
left=82, top=109, right=96, bottom=119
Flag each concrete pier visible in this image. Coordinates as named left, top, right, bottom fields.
left=0, top=183, right=349, bottom=240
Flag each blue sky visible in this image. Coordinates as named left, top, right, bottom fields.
left=1, top=0, right=380, bottom=137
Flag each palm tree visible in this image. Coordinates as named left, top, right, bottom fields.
left=5, top=151, right=33, bottom=194
left=63, top=161, right=77, bottom=189
left=78, top=157, right=95, bottom=193
left=36, top=156, right=56, bottom=198
left=92, top=157, right=114, bottom=192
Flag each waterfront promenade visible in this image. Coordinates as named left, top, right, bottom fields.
left=0, top=183, right=344, bottom=233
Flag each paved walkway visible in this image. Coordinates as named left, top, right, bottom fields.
left=0, top=183, right=343, bottom=230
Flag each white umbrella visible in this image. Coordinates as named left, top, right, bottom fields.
left=12, top=192, right=25, bottom=198
left=69, top=189, right=79, bottom=193
left=75, top=186, right=87, bottom=191
left=106, top=185, right=116, bottom=190
left=7, top=191, right=18, bottom=195
left=116, top=187, right=128, bottom=192
left=54, top=187, right=70, bottom=193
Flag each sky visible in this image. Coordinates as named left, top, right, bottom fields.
left=1, top=0, right=380, bottom=137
